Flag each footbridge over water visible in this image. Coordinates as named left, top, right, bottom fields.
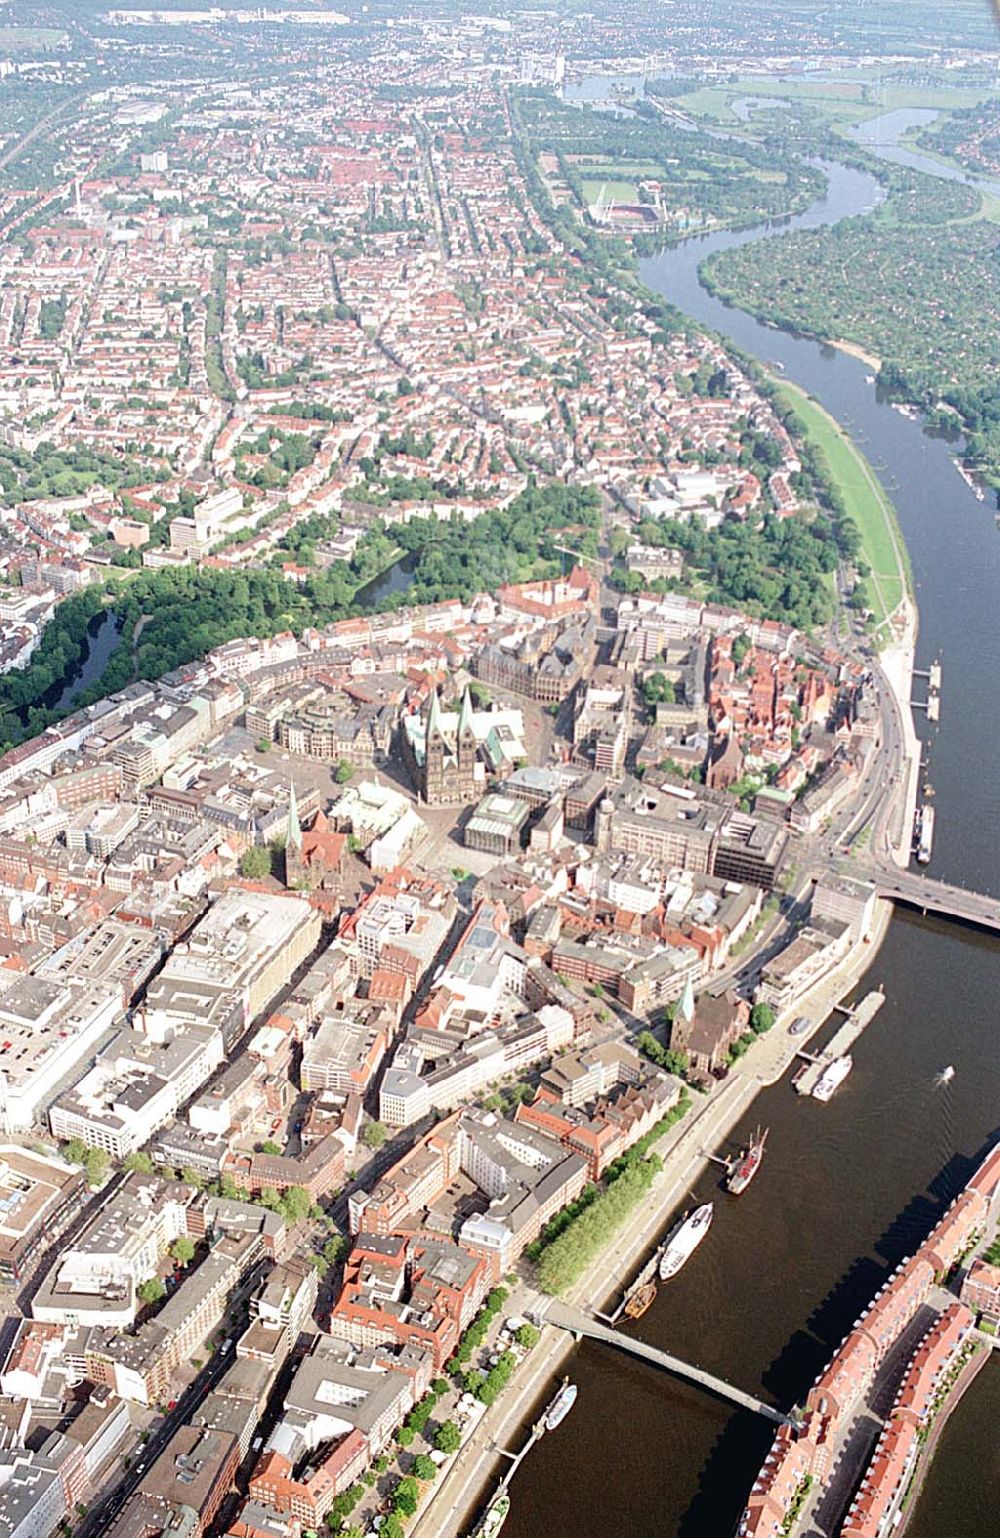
left=533, top=1296, right=800, bottom=1430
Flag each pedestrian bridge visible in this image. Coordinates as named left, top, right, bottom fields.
left=533, top=1296, right=800, bottom=1429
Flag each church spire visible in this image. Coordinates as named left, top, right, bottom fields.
left=458, top=684, right=475, bottom=740
left=286, top=780, right=302, bottom=852
left=426, top=686, right=444, bottom=743
left=677, top=972, right=695, bottom=1026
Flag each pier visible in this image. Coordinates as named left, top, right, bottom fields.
left=911, top=657, right=942, bottom=722
left=531, top=1296, right=799, bottom=1428
left=793, top=989, right=885, bottom=1097
left=465, top=1380, right=575, bottom=1536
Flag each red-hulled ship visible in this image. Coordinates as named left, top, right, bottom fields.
left=726, top=1126, right=768, bottom=1195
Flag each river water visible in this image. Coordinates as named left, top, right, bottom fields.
left=352, top=549, right=417, bottom=608
left=852, top=106, right=1000, bottom=202
left=504, top=115, right=1000, bottom=1538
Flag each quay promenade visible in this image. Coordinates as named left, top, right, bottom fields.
left=412, top=900, right=900, bottom=1538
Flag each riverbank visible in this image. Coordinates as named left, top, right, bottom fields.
left=769, top=374, right=912, bottom=639
left=631, top=141, right=1000, bottom=1538
left=413, top=898, right=898, bottom=1538
left=830, top=338, right=882, bottom=370
left=350, top=544, right=409, bottom=605
left=896, top=1347, right=993, bottom=1538
left=876, top=594, right=921, bottom=867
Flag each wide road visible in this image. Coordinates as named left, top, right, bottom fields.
left=867, top=865, right=1000, bottom=932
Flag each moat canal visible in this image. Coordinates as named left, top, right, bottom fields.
left=502, top=136, right=1000, bottom=1538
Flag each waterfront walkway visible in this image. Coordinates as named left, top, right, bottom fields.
left=535, top=1297, right=797, bottom=1428
left=412, top=898, right=901, bottom=1538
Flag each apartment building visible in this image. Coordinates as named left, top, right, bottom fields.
left=86, top=1231, right=262, bottom=1405
left=343, top=874, right=453, bottom=986
left=110, top=1426, right=241, bottom=1538
left=379, top=1005, right=575, bottom=1128
left=32, top=1172, right=196, bottom=1328
left=0, top=1146, right=86, bottom=1284
left=456, top=1108, right=589, bottom=1277
left=328, top=1233, right=489, bottom=1370
left=300, top=1004, right=391, bottom=1095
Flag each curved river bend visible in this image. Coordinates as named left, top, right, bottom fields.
left=502, top=139, right=1000, bottom=1538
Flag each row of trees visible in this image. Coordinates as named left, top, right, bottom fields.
left=537, top=1155, right=662, bottom=1295
left=447, top=1284, right=509, bottom=1368
left=532, top=1090, right=693, bottom=1295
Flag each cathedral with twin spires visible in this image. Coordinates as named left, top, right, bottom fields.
left=404, top=686, right=479, bottom=807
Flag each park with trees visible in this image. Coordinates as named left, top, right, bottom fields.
left=703, top=162, right=1000, bottom=495
left=516, top=88, right=825, bottom=236
left=0, top=480, right=602, bottom=755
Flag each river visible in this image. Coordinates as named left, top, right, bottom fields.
left=851, top=106, right=1000, bottom=203
left=503, top=116, right=1000, bottom=1538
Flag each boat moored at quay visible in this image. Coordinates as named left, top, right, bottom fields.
left=812, top=1054, right=853, bottom=1103
left=658, top=1203, right=714, bottom=1280
left=726, top=1127, right=768, bottom=1195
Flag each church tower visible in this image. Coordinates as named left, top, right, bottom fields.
left=284, top=780, right=304, bottom=888
left=669, top=971, right=697, bottom=1057
left=422, top=688, right=449, bottom=806
left=456, top=685, right=477, bottom=796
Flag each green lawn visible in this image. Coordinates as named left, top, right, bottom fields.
left=676, top=75, right=997, bottom=131
left=571, top=158, right=662, bottom=178
left=580, top=177, right=638, bottom=204
left=670, top=87, right=740, bottom=122
left=773, top=379, right=910, bottom=635
left=0, top=27, right=67, bottom=49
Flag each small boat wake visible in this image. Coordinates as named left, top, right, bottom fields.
left=933, top=1066, right=957, bottom=1166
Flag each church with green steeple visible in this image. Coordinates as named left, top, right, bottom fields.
left=285, top=780, right=303, bottom=854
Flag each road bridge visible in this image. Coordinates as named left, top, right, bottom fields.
left=534, top=1296, right=799, bottom=1429
left=861, top=865, right=1000, bottom=934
